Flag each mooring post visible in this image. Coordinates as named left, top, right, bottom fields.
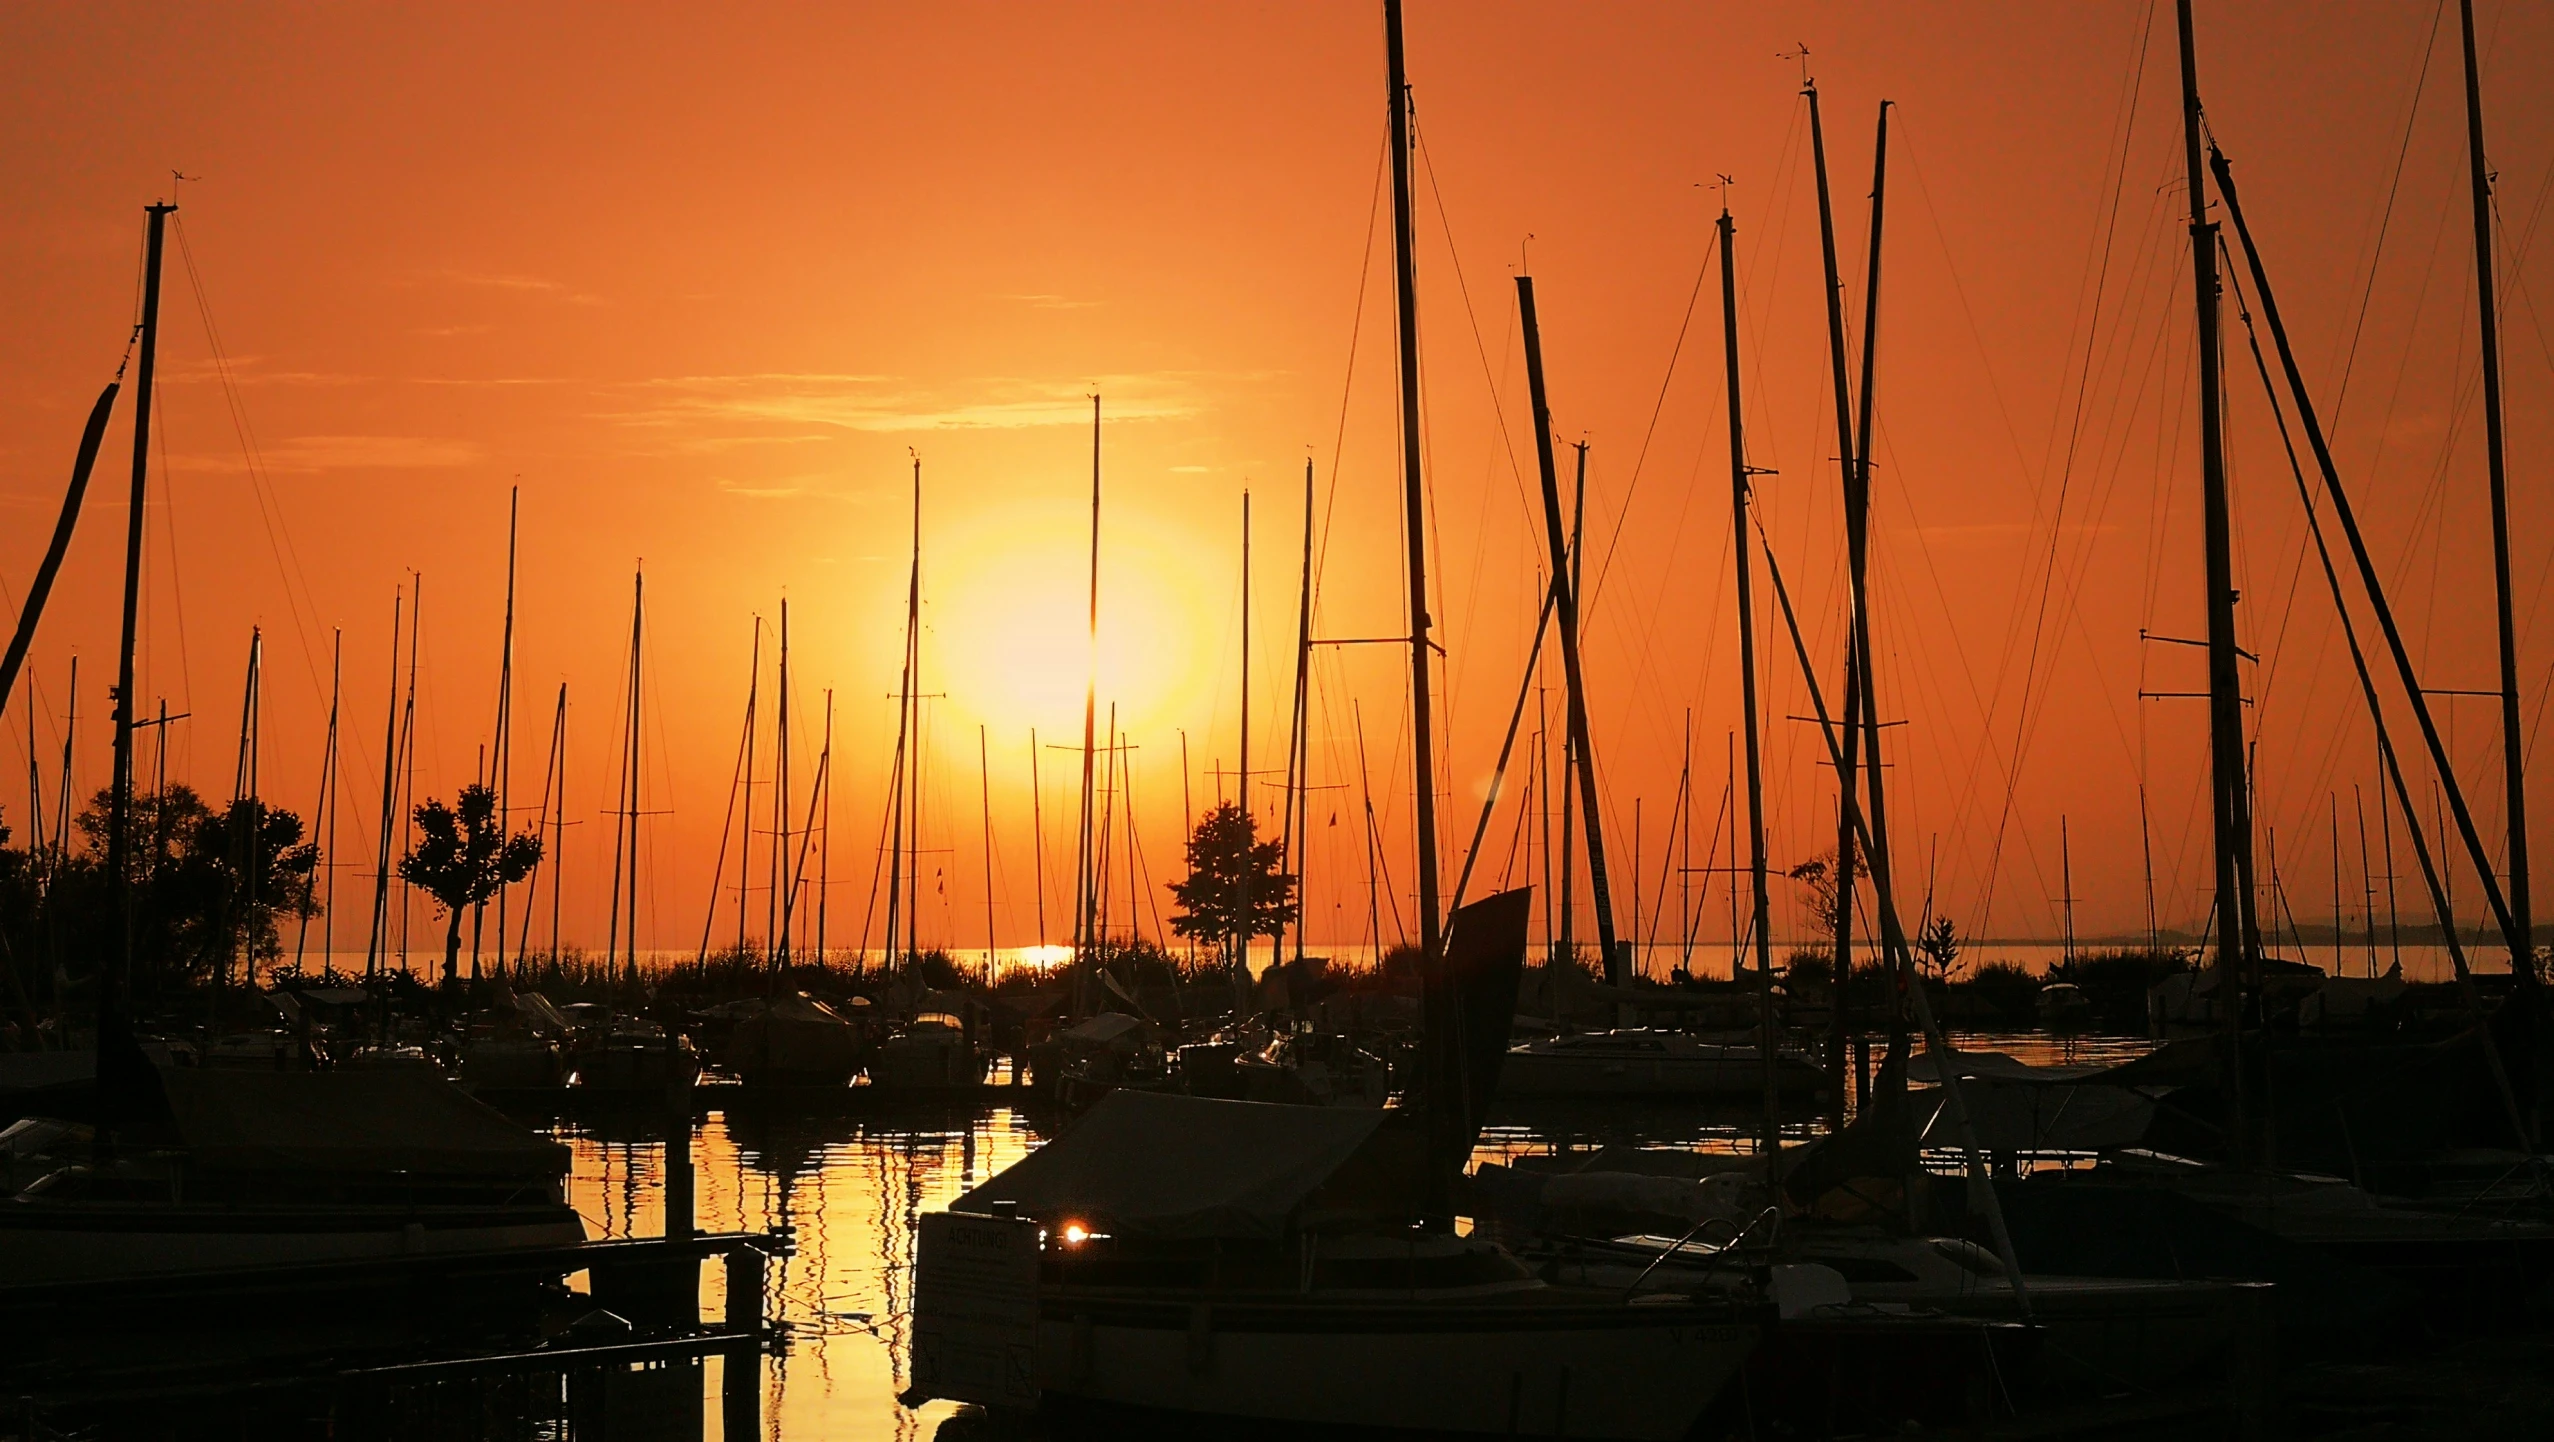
left=2228, top=1281, right=2281, bottom=1440
left=724, top=1246, right=766, bottom=1437
left=664, top=1033, right=694, bottom=1244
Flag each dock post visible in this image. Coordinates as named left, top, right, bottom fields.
left=724, top=1246, right=766, bottom=1438
left=2228, top=1281, right=2280, bottom=1440
left=665, top=1034, right=694, bottom=1243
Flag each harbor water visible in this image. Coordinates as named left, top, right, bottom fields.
left=555, top=1029, right=2153, bottom=1441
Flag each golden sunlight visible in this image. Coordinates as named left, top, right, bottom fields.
left=929, top=493, right=1233, bottom=740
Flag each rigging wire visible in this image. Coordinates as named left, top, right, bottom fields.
left=1967, top=0, right=2156, bottom=932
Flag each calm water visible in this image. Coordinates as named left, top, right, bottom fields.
left=553, top=1028, right=2150, bottom=1441
left=305, top=940, right=2494, bottom=987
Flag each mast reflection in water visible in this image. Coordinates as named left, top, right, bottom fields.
left=560, top=1104, right=1044, bottom=1440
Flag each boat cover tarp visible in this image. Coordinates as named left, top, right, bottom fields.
left=1058, top=1012, right=1146, bottom=1047
left=157, top=1066, right=570, bottom=1178
left=1910, top=1048, right=2103, bottom=1085
left=951, top=1089, right=1386, bottom=1239
left=1918, top=1079, right=2156, bottom=1153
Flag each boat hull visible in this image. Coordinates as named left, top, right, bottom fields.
left=1499, top=1049, right=1824, bottom=1099
left=0, top=1203, right=584, bottom=1285
left=1036, top=1292, right=1755, bottom=1440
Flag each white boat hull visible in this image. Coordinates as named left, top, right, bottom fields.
left=1037, top=1293, right=1756, bottom=1439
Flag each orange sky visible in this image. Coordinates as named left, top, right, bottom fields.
left=6, top=2, right=2553, bottom=964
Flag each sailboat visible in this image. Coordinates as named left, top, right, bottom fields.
left=904, top=8, right=1772, bottom=1435
left=2, top=202, right=582, bottom=1288
left=868, top=453, right=990, bottom=1094
left=911, top=891, right=1761, bottom=1439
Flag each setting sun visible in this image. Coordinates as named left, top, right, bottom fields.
left=930, top=485, right=1237, bottom=744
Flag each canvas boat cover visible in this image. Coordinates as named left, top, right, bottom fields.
left=156, top=1066, right=570, bottom=1179
left=951, top=1089, right=1387, bottom=1240
left=760, top=991, right=852, bottom=1026
left=1057, top=1012, right=1146, bottom=1046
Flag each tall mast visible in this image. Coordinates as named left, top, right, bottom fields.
left=397, top=579, right=423, bottom=973
left=1848, top=101, right=1912, bottom=1071
left=1030, top=730, right=1047, bottom=951
left=105, top=201, right=173, bottom=1003
left=298, top=628, right=341, bottom=970
left=231, top=626, right=262, bottom=989
left=773, top=599, right=792, bottom=965
left=1806, top=81, right=1866, bottom=1127
left=1385, top=0, right=1443, bottom=982
left=1517, top=280, right=1620, bottom=980
left=1076, top=400, right=1102, bottom=1001
left=519, top=681, right=566, bottom=959
left=550, top=685, right=567, bottom=956
left=2061, top=817, right=2076, bottom=965
left=906, top=472, right=923, bottom=969
left=980, top=723, right=997, bottom=976
left=736, top=620, right=762, bottom=958
left=608, top=575, right=638, bottom=969
left=2178, top=0, right=2262, bottom=1158
left=2461, top=0, right=2529, bottom=971
left=626, top=572, right=645, bottom=971
left=1238, top=488, right=1254, bottom=981
left=492, top=485, right=518, bottom=973
left=1719, top=204, right=1779, bottom=1157
left=1284, top=456, right=1315, bottom=969
left=816, top=691, right=832, bottom=959
left=366, top=590, right=402, bottom=976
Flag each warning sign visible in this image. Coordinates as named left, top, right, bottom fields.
left=912, top=1210, right=1042, bottom=1407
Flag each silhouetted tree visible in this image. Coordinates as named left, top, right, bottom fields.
left=1167, top=802, right=1297, bottom=967
left=67, top=783, right=317, bottom=988
left=400, top=784, right=542, bottom=985
left=1916, top=914, right=1963, bottom=982
left=1786, top=846, right=1864, bottom=938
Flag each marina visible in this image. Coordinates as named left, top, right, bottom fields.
left=6, top=0, right=2554, bottom=1436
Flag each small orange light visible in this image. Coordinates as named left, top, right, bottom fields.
left=1060, top=1223, right=1090, bottom=1246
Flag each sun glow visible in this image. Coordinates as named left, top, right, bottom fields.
left=929, top=495, right=1230, bottom=741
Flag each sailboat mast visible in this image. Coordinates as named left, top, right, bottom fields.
left=2062, top=817, right=2076, bottom=965
left=906, top=466, right=923, bottom=968
left=817, top=691, right=833, bottom=959
left=1517, top=280, right=1620, bottom=980
left=366, top=591, right=403, bottom=976
left=1031, top=730, right=1046, bottom=950
left=1285, top=456, right=1315, bottom=968
left=1385, top=0, right=1443, bottom=978
left=2460, top=0, right=2529, bottom=970
left=981, top=723, right=996, bottom=977
left=2178, top=0, right=2262, bottom=1158
left=1806, top=81, right=1866, bottom=1126
left=1680, top=712, right=1693, bottom=973
left=773, top=598, right=792, bottom=965
left=105, top=201, right=173, bottom=1001
left=493, top=485, right=518, bottom=972
left=518, top=682, right=566, bottom=960
left=1848, top=101, right=1914, bottom=1069
left=1076, top=400, right=1102, bottom=999
left=625, top=571, right=644, bottom=971
left=715, top=621, right=760, bottom=960
left=1718, top=204, right=1778, bottom=1156
left=552, top=686, right=567, bottom=956
left=1356, top=700, right=1381, bottom=958
left=740, top=619, right=759, bottom=958
left=1239, top=488, right=1253, bottom=982
left=298, top=628, right=341, bottom=970
left=397, top=579, right=423, bottom=973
